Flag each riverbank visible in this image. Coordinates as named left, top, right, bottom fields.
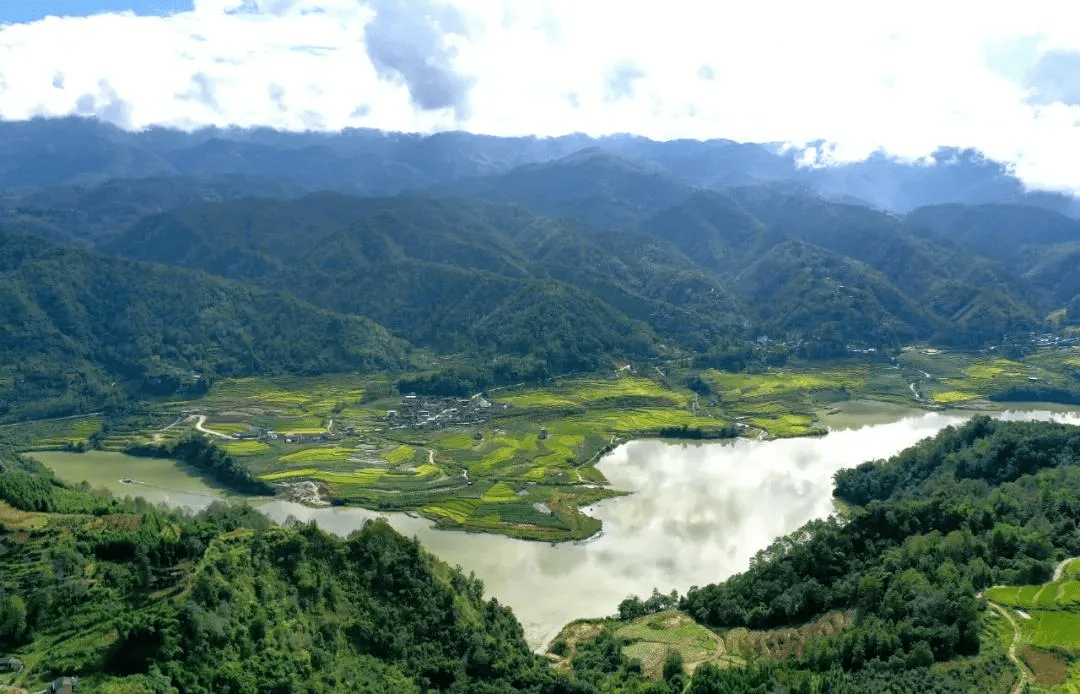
left=14, top=345, right=1080, bottom=541
left=35, top=406, right=1080, bottom=649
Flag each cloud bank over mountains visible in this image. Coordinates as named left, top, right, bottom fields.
left=3, top=0, right=1080, bottom=194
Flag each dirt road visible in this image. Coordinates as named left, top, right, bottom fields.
left=987, top=602, right=1032, bottom=694
left=192, top=415, right=233, bottom=439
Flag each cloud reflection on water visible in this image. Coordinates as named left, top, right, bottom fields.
left=262, top=410, right=969, bottom=645
left=262, top=407, right=1080, bottom=647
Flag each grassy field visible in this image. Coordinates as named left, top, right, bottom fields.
left=702, top=369, right=863, bottom=400
left=221, top=440, right=272, bottom=456
left=383, top=444, right=416, bottom=464
left=615, top=612, right=731, bottom=680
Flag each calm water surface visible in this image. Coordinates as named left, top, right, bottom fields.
left=28, top=449, right=241, bottom=512
left=33, top=404, right=1080, bottom=648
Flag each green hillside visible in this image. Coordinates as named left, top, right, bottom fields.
left=0, top=468, right=565, bottom=692
left=0, top=230, right=406, bottom=420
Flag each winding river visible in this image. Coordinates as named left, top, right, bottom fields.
left=30, top=402, right=1080, bottom=648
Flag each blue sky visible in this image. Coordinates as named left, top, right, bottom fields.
left=0, top=1, right=192, bottom=24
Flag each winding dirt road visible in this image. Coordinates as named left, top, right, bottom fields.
left=192, top=414, right=233, bottom=439
left=1053, top=556, right=1077, bottom=582
left=988, top=602, right=1032, bottom=694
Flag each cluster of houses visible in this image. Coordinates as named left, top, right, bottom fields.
left=0, top=657, right=75, bottom=693
left=230, top=428, right=354, bottom=445
left=387, top=394, right=510, bottom=429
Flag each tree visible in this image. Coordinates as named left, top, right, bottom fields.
left=0, top=594, right=27, bottom=645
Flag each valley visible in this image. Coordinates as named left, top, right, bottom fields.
left=12, top=343, right=1080, bottom=544
left=6, top=117, right=1080, bottom=691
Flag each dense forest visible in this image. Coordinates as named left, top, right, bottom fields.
left=0, top=229, right=407, bottom=420
left=0, top=456, right=685, bottom=692
left=678, top=417, right=1080, bottom=690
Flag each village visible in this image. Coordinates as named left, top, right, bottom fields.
left=386, top=393, right=511, bottom=430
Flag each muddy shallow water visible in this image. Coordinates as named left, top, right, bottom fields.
left=28, top=449, right=243, bottom=511
left=33, top=403, right=1080, bottom=648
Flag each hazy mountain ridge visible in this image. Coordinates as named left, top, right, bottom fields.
left=3, top=117, right=1077, bottom=214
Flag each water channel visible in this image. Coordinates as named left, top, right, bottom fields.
left=29, top=402, right=1080, bottom=648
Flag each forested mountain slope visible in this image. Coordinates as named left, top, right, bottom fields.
left=101, top=184, right=1058, bottom=362
left=437, top=148, right=696, bottom=229
left=6, top=117, right=1080, bottom=410
left=0, top=174, right=306, bottom=246
left=907, top=203, right=1080, bottom=313
left=106, top=194, right=744, bottom=360
left=0, top=461, right=567, bottom=692
left=0, top=230, right=406, bottom=420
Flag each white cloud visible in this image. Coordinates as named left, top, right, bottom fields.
left=4, top=0, right=1080, bottom=193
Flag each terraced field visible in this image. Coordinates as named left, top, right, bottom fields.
left=900, top=348, right=1077, bottom=405
left=13, top=345, right=1080, bottom=541
left=696, top=368, right=866, bottom=436
left=551, top=610, right=851, bottom=682
left=984, top=558, right=1080, bottom=688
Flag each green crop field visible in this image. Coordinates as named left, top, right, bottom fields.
left=279, top=447, right=353, bottom=464
left=702, top=369, right=862, bottom=400
left=438, top=432, right=477, bottom=450
left=748, top=413, right=818, bottom=437
left=203, top=421, right=251, bottom=435
left=222, top=440, right=272, bottom=456
left=260, top=468, right=319, bottom=481
left=422, top=499, right=480, bottom=524
left=615, top=616, right=716, bottom=651
left=930, top=390, right=978, bottom=404
left=384, top=445, right=415, bottom=464
left=1059, top=582, right=1080, bottom=606
left=20, top=347, right=1079, bottom=543
left=481, top=482, right=517, bottom=503
left=986, top=557, right=1080, bottom=691
left=260, top=468, right=388, bottom=484
left=499, top=376, right=687, bottom=411
left=480, top=445, right=518, bottom=470
left=559, top=408, right=698, bottom=433
left=1024, top=611, right=1080, bottom=650
left=522, top=466, right=547, bottom=481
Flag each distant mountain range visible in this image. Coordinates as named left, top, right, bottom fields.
left=2, top=116, right=1080, bottom=417
left=3, top=116, right=1078, bottom=214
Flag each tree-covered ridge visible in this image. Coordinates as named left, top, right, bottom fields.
left=0, top=454, right=552, bottom=692
left=100, top=181, right=1073, bottom=364
left=5, top=116, right=1078, bottom=214
left=833, top=416, right=1080, bottom=505
left=1, top=174, right=307, bottom=246
left=104, top=193, right=713, bottom=360
left=0, top=457, right=690, bottom=693
left=677, top=418, right=1080, bottom=690
left=0, top=507, right=556, bottom=691
left=9, top=119, right=1080, bottom=377
left=0, top=229, right=407, bottom=420
left=126, top=435, right=275, bottom=496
